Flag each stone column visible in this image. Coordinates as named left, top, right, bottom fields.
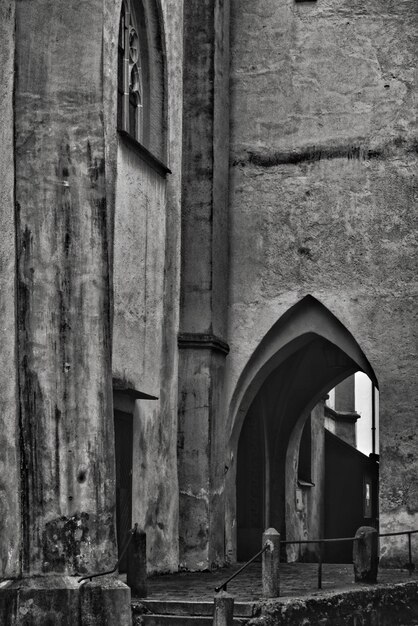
left=15, top=0, right=116, bottom=578
left=262, top=528, right=280, bottom=598
left=178, top=0, right=230, bottom=570
left=0, top=0, right=131, bottom=623
left=213, top=591, right=234, bottom=626
left=353, top=526, right=379, bottom=583
left=0, top=0, right=20, bottom=580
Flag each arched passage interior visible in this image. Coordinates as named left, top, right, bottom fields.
left=228, top=296, right=379, bottom=562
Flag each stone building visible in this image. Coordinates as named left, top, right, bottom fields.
left=0, top=0, right=416, bottom=622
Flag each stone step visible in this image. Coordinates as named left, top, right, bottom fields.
left=141, top=616, right=249, bottom=626
left=135, top=599, right=258, bottom=617
left=132, top=598, right=258, bottom=625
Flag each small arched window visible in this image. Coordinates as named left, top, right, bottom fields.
left=298, top=415, right=312, bottom=484
left=117, top=0, right=167, bottom=165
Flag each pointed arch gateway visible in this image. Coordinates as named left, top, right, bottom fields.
left=226, top=296, right=378, bottom=562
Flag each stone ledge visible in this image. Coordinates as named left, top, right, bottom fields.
left=132, top=598, right=258, bottom=617
left=117, top=130, right=171, bottom=177
left=324, top=405, right=360, bottom=424
left=178, top=333, right=230, bottom=355
left=248, top=580, right=418, bottom=625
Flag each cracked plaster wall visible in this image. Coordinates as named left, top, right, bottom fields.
left=106, top=0, right=183, bottom=573
left=227, top=0, right=417, bottom=564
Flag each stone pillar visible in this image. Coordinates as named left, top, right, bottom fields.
left=127, top=529, right=147, bottom=598
left=353, top=526, right=379, bottom=583
left=213, top=591, right=234, bottom=626
left=15, top=0, right=116, bottom=578
left=79, top=579, right=132, bottom=626
left=0, top=0, right=20, bottom=580
left=0, top=0, right=131, bottom=623
left=178, top=0, right=230, bottom=570
left=262, top=528, right=280, bottom=598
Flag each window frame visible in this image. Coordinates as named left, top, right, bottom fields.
left=118, top=0, right=144, bottom=142
left=117, top=0, right=170, bottom=175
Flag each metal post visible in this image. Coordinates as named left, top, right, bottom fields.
left=317, top=541, right=323, bottom=590
left=262, top=528, right=280, bottom=598
left=408, top=532, right=414, bottom=576
left=127, top=528, right=147, bottom=597
left=213, top=591, right=234, bottom=626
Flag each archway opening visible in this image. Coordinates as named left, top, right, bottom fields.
left=321, top=372, right=379, bottom=562
left=232, top=297, right=379, bottom=564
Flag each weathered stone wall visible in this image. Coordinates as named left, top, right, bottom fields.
left=178, top=0, right=230, bottom=570
left=113, top=145, right=167, bottom=394
left=286, top=402, right=325, bottom=562
left=106, top=0, right=183, bottom=573
left=0, top=0, right=19, bottom=579
left=227, top=0, right=417, bottom=564
left=154, top=0, right=183, bottom=573
left=13, top=0, right=118, bottom=576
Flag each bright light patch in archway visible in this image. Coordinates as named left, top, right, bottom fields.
left=355, top=372, right=379, bottom=456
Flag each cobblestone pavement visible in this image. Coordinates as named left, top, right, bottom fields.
left=126, top=563, right=418, bottom=602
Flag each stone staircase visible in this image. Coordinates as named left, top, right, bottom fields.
left=131, top=599, right=260, bottom=625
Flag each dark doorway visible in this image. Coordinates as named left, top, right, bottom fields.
left=114, top=409, right=133, bottom=572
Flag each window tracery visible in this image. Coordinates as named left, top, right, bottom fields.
left=118, top=0, right=144, bottom=141
left=117, top=0, right=167, bottom=167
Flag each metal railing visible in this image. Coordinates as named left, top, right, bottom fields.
left=280, top=535, right=362, bottom=590
left=215, top=544, right=269, bottom=593
left=379, top=529, right=418, bottom=575
left=214, top=527, right=418, bottom=596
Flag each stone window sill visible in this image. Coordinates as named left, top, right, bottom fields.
left=117, top=129, right=171, bottom=178
left=298, top=479, right=315, bottom=488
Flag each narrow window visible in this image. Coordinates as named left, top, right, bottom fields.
left=117, top=3, right=126, bottom=130
left=298, top=416, right=312, bottom=484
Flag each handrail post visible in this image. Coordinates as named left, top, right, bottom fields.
left=353, top=526, right=378, bottom=583
left=262, top=528, right=280, bottom=598
left=213, top=591, right=234, bottom=626
left=127, top=527, right=147, bottom=597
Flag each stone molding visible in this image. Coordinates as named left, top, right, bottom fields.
left=112, top=376, right=158, bottom=400
left=118, top=130, right=171, bottom=177
left=324, top=404, right=360, bottom=423
left=178, top=332, right=230, bottom=355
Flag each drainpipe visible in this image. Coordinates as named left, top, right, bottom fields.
left=371, top=381, right=376, bottom=456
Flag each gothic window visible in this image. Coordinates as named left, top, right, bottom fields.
left=298, top=416, right=312, bottom=484
left=118, top=0, right=144, bottom=141
left=117, top=0, right=167, bottom=165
